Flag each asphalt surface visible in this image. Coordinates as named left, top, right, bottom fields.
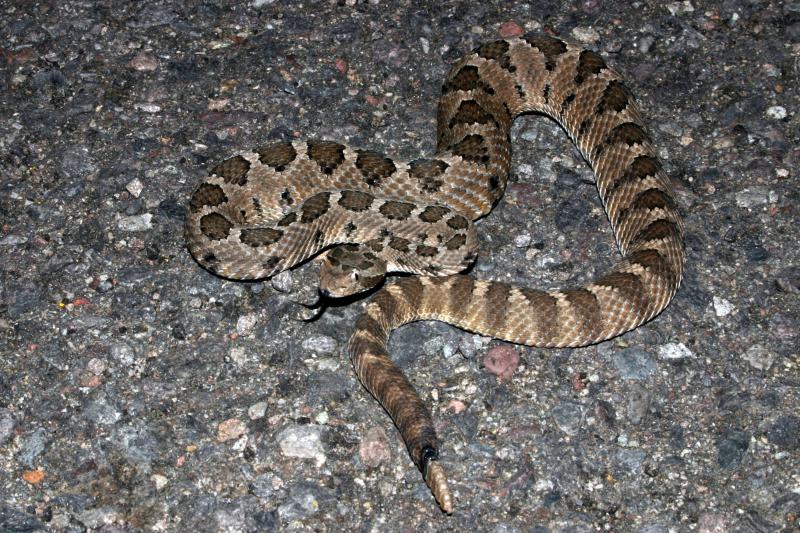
left=1, top=1, right=798, bottom=531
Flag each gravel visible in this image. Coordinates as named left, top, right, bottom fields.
left=1, top=0, right=798, bottom=530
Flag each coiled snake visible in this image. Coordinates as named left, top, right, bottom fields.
left=185, top=33, right=684, bottom=513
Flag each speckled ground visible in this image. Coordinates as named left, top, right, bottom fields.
left=1, top=1, right=798, bottom=531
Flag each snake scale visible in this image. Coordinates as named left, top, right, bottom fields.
left=185, top=33, right=684, bottom=513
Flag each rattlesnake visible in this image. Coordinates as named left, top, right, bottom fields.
left=185, top=33, right=684, bottom=513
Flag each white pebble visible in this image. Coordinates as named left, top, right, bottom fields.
left=658, top=342, right=694, bottom=360
left=277, top=425, right=327, bottom=467
left=236, top=313, right=258, bottom=335
left=713, top=296, right=735, bottom=317
left=741, top=344, right=775, bottom=371
left=229, top=346, right=248, bottom=366
left=248, top=401, right=268, bottom=420
left=766, top=106, right=786, bottom=120
left=151, top=474, right=168, bottom=491
left=571, top=26, right=600, bottom=43
left=134, top=103, right=161, bottom=113
left=126, top=178, right=144, bottom=198
left=301, top=335, right=337, bottom=355
left=117, top=213, right=152, bottom=232
left=514, top=233, right=532, bottom=248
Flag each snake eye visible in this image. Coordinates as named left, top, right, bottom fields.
left=351, top=271, right=360, bottom=283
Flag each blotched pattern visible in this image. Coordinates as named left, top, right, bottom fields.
left=185, top=33, right=685, bottom=514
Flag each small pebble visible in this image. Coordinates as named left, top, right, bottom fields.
left=217, top=418, right=247, bottom=442
left=741, top=344, right=775, bottom=371
left=735, top=187, right=769, bottom=208
left=765, top=105, right=786, bottom=119
left=0, top=409, right=16, bottom=445
left=248, top=401, right=268, bottom=420
left=571, top=26, right=600, bottom=43
left=0, top=235, right=27, bottom=246
left=110, top=343, right=135, bottom=366
left=129, top=52, right=159, bottom=71
left=276, top=425, right=326, bottom=466
left=359, top=426, right=391, bottom=468
left=712, top=296, right=735, bottom=317
left=498, top=21, right=524, bottom=38
left=301, top=335, right=337, bottom=355
left=611, top=348, right=656, bottom=380
left=126, top=178, right=144, bottom=198
left=514, top=233, right=531, bottom=247
left=229, top=346, right=248, bottom=366
left=17, top=428, right=49, bottom=467
left=236, top=313, right=258, bottom=335
left=117, top=213, right=153, bottom=232
left=483, top=345, right=520, bottom=380
left=658, top=342, right=694, bottom=360
left=151, top=474, right=168, bottom=491
left=551, top=401, right=583, bottom=436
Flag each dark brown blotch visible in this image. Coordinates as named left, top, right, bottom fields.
left=631, top=188, right=675, bottom=211
left=443, top=65, right=480, bottom=93
left=409, top=158, right=449, bottom=193
left=596, top=80, right=631, bottom=115
left=449, top=99, right=496, bottom=129
left=519, top=288, right=559, bottom=342
left=239, top=228, right=284, bottom=247
left=594, top=122, right=649, bottom=159
left=201, top=252, right=217, bottom=266
left=300, top=192, right=331, bottom=223
left=523, top=33, right=568, bottom=71
left=560, top=92, right=576, bottom=116
left=262, top=256, right=281, bottom=272
left=256, top=142, right=297, bottom=172
left=415, top=244, right=438, bottom=257
left=615, top=188, right=675, bottom=227
left=627, top=249, right=676, bottom=285
left=199, top=212, right=233, bottom=241
left=366, top=238, right=384, bottom=252
left=605, top=122, right=649, bottom=147
left=189, top=183, right=227, bottom=212
left=575, top=50, right=607, bottom=85
left=211, top=155, right=250, bottom=186
left=277, top=211, right=297, bottom=227
left=577, top=117, right=593, bottom=138
left=306, top=140, right=345, bottom=175
left=355, top=150, right=396, bottom=187
left=418, top=205, right=450, bottom=223
left=475, top=40, right=513, bottom=71
left=338, top=190, right=375, bottom=212
left=343, top=221, right=358, bottom=236
left=563, top=288, right=602, bottom=336
left=280, top=189, right=294, bottom=206
left=449, top=276, right=476, bottom=318
left=388, top=236, right=410, bottom=252
left=445, top=234, right=467, bottom=250
left=379, top=200, right=415, bottom=221
left=631, top=219, right=681, bottom=245
left=484, top=283, right=511, bottom=333
left=606, top=155, right=661, bottom=201
left=450, top=134, right=489, bottom=163
left=595, top=271, right=645, bottom=306
left=446, top=214, right=469, bottom=230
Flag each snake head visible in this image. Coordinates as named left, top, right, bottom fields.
left=318, top=245, right=387, bottom=298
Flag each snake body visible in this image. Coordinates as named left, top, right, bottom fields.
left=185, top=34, right=684, bottom=513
